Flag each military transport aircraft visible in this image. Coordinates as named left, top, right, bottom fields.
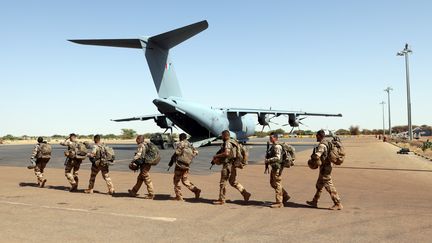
left=70, top=20, right=341, bottom=147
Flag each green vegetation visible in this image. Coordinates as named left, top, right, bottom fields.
left=2, top=134, right=20, bottom=141
left=120, top=129, right=137, bottom=139
left=336, top=129, right=350, bottom=135
left=349, top=126, right=360, bottom=135
left=422, top=140, right=432, bottom=151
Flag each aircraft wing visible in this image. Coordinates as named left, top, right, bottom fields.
left=225, top=108, right=342, bottom=117
left=111, top=114, right=165, bottom=122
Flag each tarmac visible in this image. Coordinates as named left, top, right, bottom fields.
left=0, top=137, right=432, bottom=242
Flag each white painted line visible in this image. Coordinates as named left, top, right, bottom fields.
left=0, top=201, right=32, bottom=206
left=0, top=200, right=176, bottom=222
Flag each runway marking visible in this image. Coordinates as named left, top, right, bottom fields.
left=0, top=200, right=176, bottom=222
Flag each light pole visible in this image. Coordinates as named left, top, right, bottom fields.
left=384, top=87, right=393, bottom=136
left=397, top=43, right=413, bottom=140
left=379, top=101, right=386, bottom=136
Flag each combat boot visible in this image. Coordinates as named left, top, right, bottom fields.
left=306, top=200, right=318, bottom=208
left=212, top=200, right=225, bottom=205
left=283, top=195, right=291, bottom=204
left=128, top=189, right=138, bottom=197
left=329, top=203, right=343, bottom=210
left=194, top=188, right=201, bottom=199
left=270, top=203, right=283, bottom=208
left=70, top=183, right=78, bottom=192
left=84, top=189, right=94, bottom=194
left=143, top=194, right=155, bottom=200
left=108, top=189, right=115, bottom=196
left=173, top=196, right=184, bottom=201
left=242, top=190, right=251, bottom=202
left=40, top=179, right=47, bottom=188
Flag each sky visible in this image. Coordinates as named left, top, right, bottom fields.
left=1, top=0, right=431, bottom=136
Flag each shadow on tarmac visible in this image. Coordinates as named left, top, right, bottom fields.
left=19, top=182, right=39, bottom=187
left=295, top=165, right=432, bottom=173
left=16, top=183, right=323, bottom=209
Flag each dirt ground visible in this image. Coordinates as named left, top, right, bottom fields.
left=0, top=137, right=431, bottom=242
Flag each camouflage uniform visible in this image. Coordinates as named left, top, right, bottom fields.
left=86, top=144, right=114, bottom=193
left=61, top=139, right=83, bottom=188
left=218, top=140, right=249, bottom=202
left=311, top=141, right=341, bottom=205
left=173, top=140, right=200, bottom=199
left=130, top=142, right=154, bottom=197
left=31, top=143, right=50, bottom=186
left=266, top=143, right=290, bottom=204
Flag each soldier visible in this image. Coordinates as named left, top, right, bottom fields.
left=84, top=135, right=115, bottom=195
left=169, top=133, right=201, bottom=201
left=212, top=130, right=251, bottom=205
left=265, top=132, right=291, bottom=208
left=60, top=133, right=82, bottom=192
left=306, top=130, right=343, bottom=210
left=28, top=137, right=51, bottom=188
left=128, top=135, right=155, bottom=199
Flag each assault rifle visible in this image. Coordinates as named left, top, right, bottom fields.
left=264, top=141, right=270, bottom=174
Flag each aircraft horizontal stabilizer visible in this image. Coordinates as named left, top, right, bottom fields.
left=149, top=20, right=208, bottom=49
left=69, top=39, right=142, bottom=49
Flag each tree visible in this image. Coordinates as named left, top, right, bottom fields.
left=102, top=134, right=117, bottom=139
left=349, top=126, right=360, bottom=135
left=254, top=131, right=268, bottom=138
left=2, top=134, right=18, bottom=140
left=121, top=129, right=137, bottom=139
left=52, top=134, right=65, bottom=139
left=268, top=128, right=285, bottom=135
left=361, top=129, right=373, bottom=135
left=336, top=129, right=350, bottom=135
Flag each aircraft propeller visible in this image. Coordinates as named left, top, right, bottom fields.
left=257, top=113, right=278, bottom=132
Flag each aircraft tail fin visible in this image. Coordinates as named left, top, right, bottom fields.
left=69, top=20, right=208, bottom=98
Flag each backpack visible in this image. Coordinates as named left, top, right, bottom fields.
left=143, top=142, right=161, bottom=166
left=230, top=140, right=249, bottom=169
left=324, top=137, right=345, bottom=165
left=74, top=142, right=88, bottom=160
left=96, top=145, right=115, bottom=166
left=279, top=142, right=296, bottom=168
left=38, top=143, right=52, bottom=159
left=177, top=142, right=197, bottom=166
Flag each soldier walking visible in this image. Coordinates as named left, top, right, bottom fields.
left=265, top=132, right=291, bottom=208
left=84, top=135, right=115, bottom=195
left=128, top=135, right=155, bottom=199
left=212, top=130, right=251, bottom=205
left=169, top=133, right=201, bottom=201
left=28, top=137, right=51, bottom=188
left=60, top=133, right=83, bottom=192
left=306, top=130, right=343, bottom=210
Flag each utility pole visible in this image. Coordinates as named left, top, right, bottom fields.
left=379, top=101, right=386, bottom=136
left=384, top=87, right=393, bottom=136
left=397, top=43, right=413, bottom=140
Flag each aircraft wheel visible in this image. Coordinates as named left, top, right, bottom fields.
left=161, top=142, right=168, bottom=150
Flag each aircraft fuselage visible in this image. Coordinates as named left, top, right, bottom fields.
left=153, top=98, right=255, bottom=142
